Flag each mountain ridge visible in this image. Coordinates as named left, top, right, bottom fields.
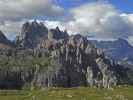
left=0, top=21, right=132, bottom=89
left=91, top=38, right=133, bottom=63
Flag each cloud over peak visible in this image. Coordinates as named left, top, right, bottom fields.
left=0, top=0, right=64, bottom=39
left=0, top=1, right=133, bottom=46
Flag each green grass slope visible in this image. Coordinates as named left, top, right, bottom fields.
left=0, top=86, right=133, bottom=100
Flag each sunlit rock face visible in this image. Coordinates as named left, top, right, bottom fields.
left=33, top=34, right=118, bottom=88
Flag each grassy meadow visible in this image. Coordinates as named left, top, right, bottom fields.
left=0, top=86, right=132, bottom=100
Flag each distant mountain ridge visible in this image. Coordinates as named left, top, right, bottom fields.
left=91, top=38, right=133, bottom=63
left=0, top=21, right=133, bottom=63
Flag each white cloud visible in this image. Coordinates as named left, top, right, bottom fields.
left=64, top=2, right=133, bottom=39
left=0, top=0, right=64, bottom=39
left=124, top=14, right=133, bottom=23
left=44, top=20, right=66, bottom=31
left=127, top=36, right=133, bottom=46
left=44, top=2, right=133, bottom=40
left=44, top=2, right=133, bottom=45
left=0, top=20, right=25, bottom=40
left=43, top=2, right=133, bottom=40
left=0, top=0, right=64, bottom=22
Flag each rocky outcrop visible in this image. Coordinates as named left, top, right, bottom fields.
left=16, top=21, right=69, bottom=49
left=0, top=22, right=132, bottom=89
left=38, top=27, right=69, bottom=49
left=16, top=21, right=48, bottom=48
left=0, top=34, right=132, bottom=89
left=48, top=27, right=69, bottom=40
left=32, top=35, right=118, bottom=88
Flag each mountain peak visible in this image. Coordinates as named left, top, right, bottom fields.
left=56, top=26, right=60, bottom=31
left=17, top=21, right=48, bottom=48
left=16, top=21, right=69, bottom=48
left=92, top=38, right=133, bottom=63
left=48, top=27, right=69, bottom=40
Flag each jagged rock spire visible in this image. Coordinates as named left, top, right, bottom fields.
left=17, top=21, right=48, bottom=48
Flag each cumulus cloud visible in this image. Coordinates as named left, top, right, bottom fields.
left=64, top=2, right=133, bottom=39
left=45, top=2, right=133, bottom=41
left=128, top=36, right=133, bottom=46
left=0, top=21, right=24, bottom=39
left=44, top=20, right=66, bottom=31
left=124, top=14, right=133, bottom=23
left=44, top=2, right=133, bottom=45
left=0, top=0, right=64, bottom=39
left=0, top=0, right=64, bottom=22
left=127, top=36, right=133, bottom=46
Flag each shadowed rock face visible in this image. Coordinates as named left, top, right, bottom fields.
left=16, top=21, right=69, bottom=49
left=48, top=27, right=69, bottom=40
left=16, top=21, right=48, bottom=48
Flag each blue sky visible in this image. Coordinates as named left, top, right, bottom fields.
left=109, top=0, right=133, bottom=13
left=56, top=0, right=133, bottom=13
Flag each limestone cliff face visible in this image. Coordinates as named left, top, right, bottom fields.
left=33, top=35, right=118, bottom=88
left=0, top=34, right=132, bottom=89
